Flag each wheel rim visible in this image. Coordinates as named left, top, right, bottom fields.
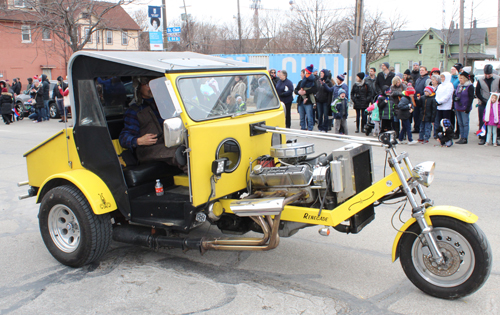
left=48, top=204, right=81, bottom=253
left=412, top=227, right=475, bottom=287
left=50, top=105, right=58, bottom=118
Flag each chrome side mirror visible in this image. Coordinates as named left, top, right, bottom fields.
left=163, top=117, right=184, bottom=148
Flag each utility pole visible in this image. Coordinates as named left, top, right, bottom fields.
left=459, top=0, right=464, bottom=65
left=497, top=0, right=500, bottom=60
left=237, top=0, right=242, bottom=53
left=354, top=0, right=363, bottom=72
left=162, top=0, right=167, bottom=51
left=180, top=0, right=192, bottom=51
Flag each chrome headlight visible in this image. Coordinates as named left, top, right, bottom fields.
left=411, top=161, right=435, bottom=187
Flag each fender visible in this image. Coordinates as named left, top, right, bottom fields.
left=37, top=169, right=117, bottom=215
left=392, top=205, right=478, bottom=262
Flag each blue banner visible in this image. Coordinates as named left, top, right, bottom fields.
left=148, top=6, right=163, bottom=50
left=216, top=53, right=366, bottom=88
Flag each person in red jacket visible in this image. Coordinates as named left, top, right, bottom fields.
left=53, top=76, right=69, bottom=122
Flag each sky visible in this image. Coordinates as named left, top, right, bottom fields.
left=125, top=0, right=498, bottom=31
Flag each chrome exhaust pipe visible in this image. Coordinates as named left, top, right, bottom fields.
left=18, top=194, right=34, bottom=200
left=17, top=181, right=29, bottom=187
left=201, top=191, right=306, bottom=252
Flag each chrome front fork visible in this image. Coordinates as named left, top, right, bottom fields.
left=388, top=147, right=444, bottom=264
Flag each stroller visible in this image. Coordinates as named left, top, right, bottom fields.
left=363, top=110, right=375, bottom=136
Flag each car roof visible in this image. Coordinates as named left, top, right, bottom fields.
left=68, top=51, right=265, bottom=75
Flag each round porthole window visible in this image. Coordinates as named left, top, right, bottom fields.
left=216, top=138, right=241, bottom=173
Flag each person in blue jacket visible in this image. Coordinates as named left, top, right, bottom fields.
left=276, top=70, right=294, bottom=128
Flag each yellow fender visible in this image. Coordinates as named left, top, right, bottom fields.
left=392, top=205, right=478, bottom=262
left=37, top=169, right=117, bottom=215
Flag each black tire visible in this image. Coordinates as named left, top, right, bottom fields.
left=39, top=185, right=112, bottom=267
left=16, top=101, right=25, bottom=120
left=49, top=101, right=59, bottom=118
left=399, top=216, right=492, bottom=299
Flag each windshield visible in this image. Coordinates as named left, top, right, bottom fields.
left=177, top=74, right=280, bottom=121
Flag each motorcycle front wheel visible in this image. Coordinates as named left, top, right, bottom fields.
left=399, top=216, right=492, bottom=299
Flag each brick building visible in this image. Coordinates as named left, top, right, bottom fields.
left=0, top=0, right=140, bottom=85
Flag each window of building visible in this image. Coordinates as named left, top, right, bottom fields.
left=81, top=13, right=90, bottom=19
left=440, top=44, right=445, bottom=54
left=14, top=0, right=25, bottom=7
left=21, top=25, right=31, bottom=42
left=121, top=31, right=128, bottom=45
left=106, top=30, right=113, bottom=44
left=83, top=27, right=92, bottom=43
left=418, top=45, right=422, bottom=54
left=42, top=28, right=51, bottom=40
left=96, top=30, right=100, bottom=44
left=429, top=34, right=433, bottom=40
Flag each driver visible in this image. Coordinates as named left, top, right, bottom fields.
left=119, top=77, right=186, bottom=170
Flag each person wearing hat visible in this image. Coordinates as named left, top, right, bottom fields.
left=378, top=85, right=396, bottom=132
left=375, top=62, right=395, bottom=96
left=418, top=86, right=437, bottom=143
left=331, top=88, right=349, bottom=135
left=403, top=69, right=414, bottom=86
left=351, top=72, right=373, bottom=133
left=436, top=118, right=454, bottom=147
left=295, top=69, right=316, bottom=131
left=453, top=71, right=474, bottom=144
left=119, top=76, right=186, bottom=171
left=430, top=68, right=441, bottom=76
left=475, top=64, right=500, bottom=145
left=450, top=63, right=462, bottom=89
left=300, top=64, right=317, bottom=106
left=396, top=86, right=418, bottom=144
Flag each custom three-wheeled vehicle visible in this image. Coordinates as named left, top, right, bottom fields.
left=20, top=51, right=491, bottom=299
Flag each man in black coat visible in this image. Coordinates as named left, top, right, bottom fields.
left=375, top=62, right=395, bottom=96
left=410, top=62, right=420, bottom=84
left=41, top=74, right=50, bottom=121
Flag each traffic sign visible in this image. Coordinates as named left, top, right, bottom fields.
left=167, top=27, right=181, bottom=34
left=168, top=36, right=181, bottom=42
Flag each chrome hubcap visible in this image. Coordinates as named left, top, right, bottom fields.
left=412, top=227, right=475, bottom=287
left=48, top=205, right=81, bottom=253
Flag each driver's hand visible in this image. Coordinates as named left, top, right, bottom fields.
left=137, top=133, right=157, bottom=146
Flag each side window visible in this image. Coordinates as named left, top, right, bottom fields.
left=78, top=80, right=106, bottom=127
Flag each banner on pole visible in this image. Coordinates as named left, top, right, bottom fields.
left=148, top=6, right=163, bottom=51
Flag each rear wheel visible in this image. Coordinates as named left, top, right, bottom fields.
left=399, top=216, right=492, bottom=299
left=49, top=102, right=59, bottom=118
left=39, top=185, right=112, bottom=267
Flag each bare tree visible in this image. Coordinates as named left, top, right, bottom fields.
left=287, top=0, right=342, bottom=53
left=20, top=0, right=136, bottom=53
left=130, top=8, right=150, bottom=51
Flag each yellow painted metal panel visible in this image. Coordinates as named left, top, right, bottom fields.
left=220, top=172, right=403, bottom=227
left=24, top=128, right=82, bottom=188
left=161, top=71, right=285, bottom=207
left=37, top=169, right=117, bottom=215
left=391, top=206, right=478, bottom=262
left=174, top=174, right=189, bottom=187
left=280, top=172, right=402, bottom=226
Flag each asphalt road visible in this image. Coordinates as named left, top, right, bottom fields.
left=1, top=109, right=499, bottom=315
